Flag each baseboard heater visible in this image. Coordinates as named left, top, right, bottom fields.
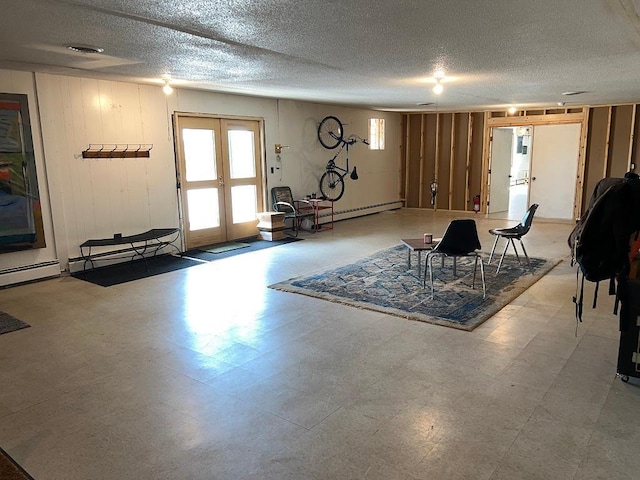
left=0, top=260, right=61, bottom=287
left=318, top=200, right=404, bottom=222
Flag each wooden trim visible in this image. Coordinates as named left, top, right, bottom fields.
left=629, top=104, right=637, bottom=171
left=419, top=114, right=425, bottom=208
left=487, top=112, right=584, bottom=127
left=434, top=113, right=440, bottom=211
left=404, top=115, right=411, bottom=206
left=603, top=106, right=612, bottom=177
left=574, top=108, right=590, bottom=220
left=481, top=112, right=491, bottom=214
left=173, top=111, right=263, bottom=122
left=465, top=113, right=472, bottom=211
left=449, top=114, right=455, bottom=210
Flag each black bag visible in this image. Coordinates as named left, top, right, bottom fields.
left=568, top=174, right=640, bottom=325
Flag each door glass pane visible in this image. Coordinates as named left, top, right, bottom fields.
left=183, top=128, right=216, bottom=181
left=228, top=130, right=255, bottom=179
left=187, top=188, right=219, bottom=230
left=231, top=185, right=257, bottom=224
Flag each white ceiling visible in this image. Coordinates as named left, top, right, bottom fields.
left=2, top=0, right=640, bottom=112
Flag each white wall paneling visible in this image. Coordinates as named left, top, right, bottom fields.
left=36, top=74, right=179, bottom=268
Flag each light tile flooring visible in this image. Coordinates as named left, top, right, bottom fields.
left=1, top=209, right=639, bottom=480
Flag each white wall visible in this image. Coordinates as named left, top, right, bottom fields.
left=0, top=69, right=402, bottom=285
left=274, top=100, right=401, bottom=215
left=170, top=92, right=402, bottom=216
left=36, top=74, right=179, bottom=268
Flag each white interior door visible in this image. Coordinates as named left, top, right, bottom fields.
left=488, top=128, right=513, bottom=213
left=529, top=123, right=581, bottom=220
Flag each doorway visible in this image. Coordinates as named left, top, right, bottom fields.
left=173, top=114, right=264, bottom=249
left=487, top=123, right=581, bottom=221
left=488, top=127, right=531, bottom=219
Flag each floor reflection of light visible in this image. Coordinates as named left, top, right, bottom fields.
left=181, top=259, right=268, bottom=355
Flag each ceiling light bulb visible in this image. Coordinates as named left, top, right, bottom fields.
left=433, top=81, right=443, bottom=95
left=162, top=81, right=173, bottom=95
left=508, top=106, right=517, bottom=114
left=434, top=70, right=445, bottom=80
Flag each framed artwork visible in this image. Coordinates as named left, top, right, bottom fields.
left=0, top=93, right=46, bottom=253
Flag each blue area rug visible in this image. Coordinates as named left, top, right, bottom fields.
left=269, top=245, right=560, bottom=331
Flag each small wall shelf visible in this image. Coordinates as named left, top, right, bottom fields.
left=82, top=144, right=152, bottom=159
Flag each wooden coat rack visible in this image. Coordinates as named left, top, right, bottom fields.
left=82, top=144, right=153, bottom=159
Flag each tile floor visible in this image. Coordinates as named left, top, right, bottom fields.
left=0, top=209, right=639, bottom=480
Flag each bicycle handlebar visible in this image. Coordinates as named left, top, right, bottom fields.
left=344, top=134, right=369, bottom=146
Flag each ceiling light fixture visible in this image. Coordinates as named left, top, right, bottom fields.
left=162, top=79, right=173, bottom=95
left=508, top=106, right=517, bottom=114
left=432, top=70, right=445, bottom=95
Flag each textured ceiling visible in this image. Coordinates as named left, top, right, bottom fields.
left=2, top=0, right=640, bottom=111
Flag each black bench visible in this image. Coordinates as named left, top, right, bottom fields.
left=79, top=228, right=180, bottom=270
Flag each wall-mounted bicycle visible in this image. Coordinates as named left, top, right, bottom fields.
left=317, top=116, right=368, bottom=202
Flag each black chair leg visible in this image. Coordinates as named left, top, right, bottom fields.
left=509, top=238, right=521, bottom=263
left=518, top=238, right=532, bottom=268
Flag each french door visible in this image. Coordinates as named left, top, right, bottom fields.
left=173, top=114, right=264, bottom=249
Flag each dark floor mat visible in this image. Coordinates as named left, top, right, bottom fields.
left=0, top=312, right=30, bottom=335
left=184, top=236, right=302, bottom=262
left=72, top=254, right=204, bottom=287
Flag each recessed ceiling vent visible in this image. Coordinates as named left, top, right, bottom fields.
left=66, top=45, right=104, bottom=54
left=417, top=102, right=435, bottom=106
left=562, top=91, right=586, bottom=96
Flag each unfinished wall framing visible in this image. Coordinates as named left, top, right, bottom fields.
left=403, top=104, right=640, bottom=219
left=402, top=112, right=484, bottom=212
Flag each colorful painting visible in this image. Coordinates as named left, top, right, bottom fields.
left=0, top=94, right=45, bottom=252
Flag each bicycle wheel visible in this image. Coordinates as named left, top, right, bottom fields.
left=319, top=170, right=345, bottom=201
left=318, top=116, right=343, bottom=149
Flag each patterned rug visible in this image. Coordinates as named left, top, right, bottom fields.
left=269, top=245, right=561, bottom=331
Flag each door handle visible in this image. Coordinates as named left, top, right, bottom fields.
left=532, top=177, right=536, bottom=181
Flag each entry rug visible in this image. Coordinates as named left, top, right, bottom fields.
left=185, top=237, right=302, bottom=262
left=203, top=242, right=250, bottom=254
left=0, top=312, right=30, bottom=335
left=269, top=245, right=560, bottom=331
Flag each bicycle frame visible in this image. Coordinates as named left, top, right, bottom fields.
left=326, top=142, right=352, bottom=180
left=319, top=127, right=368, bottom=202
left=326, top=135, right=365, bottom=176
